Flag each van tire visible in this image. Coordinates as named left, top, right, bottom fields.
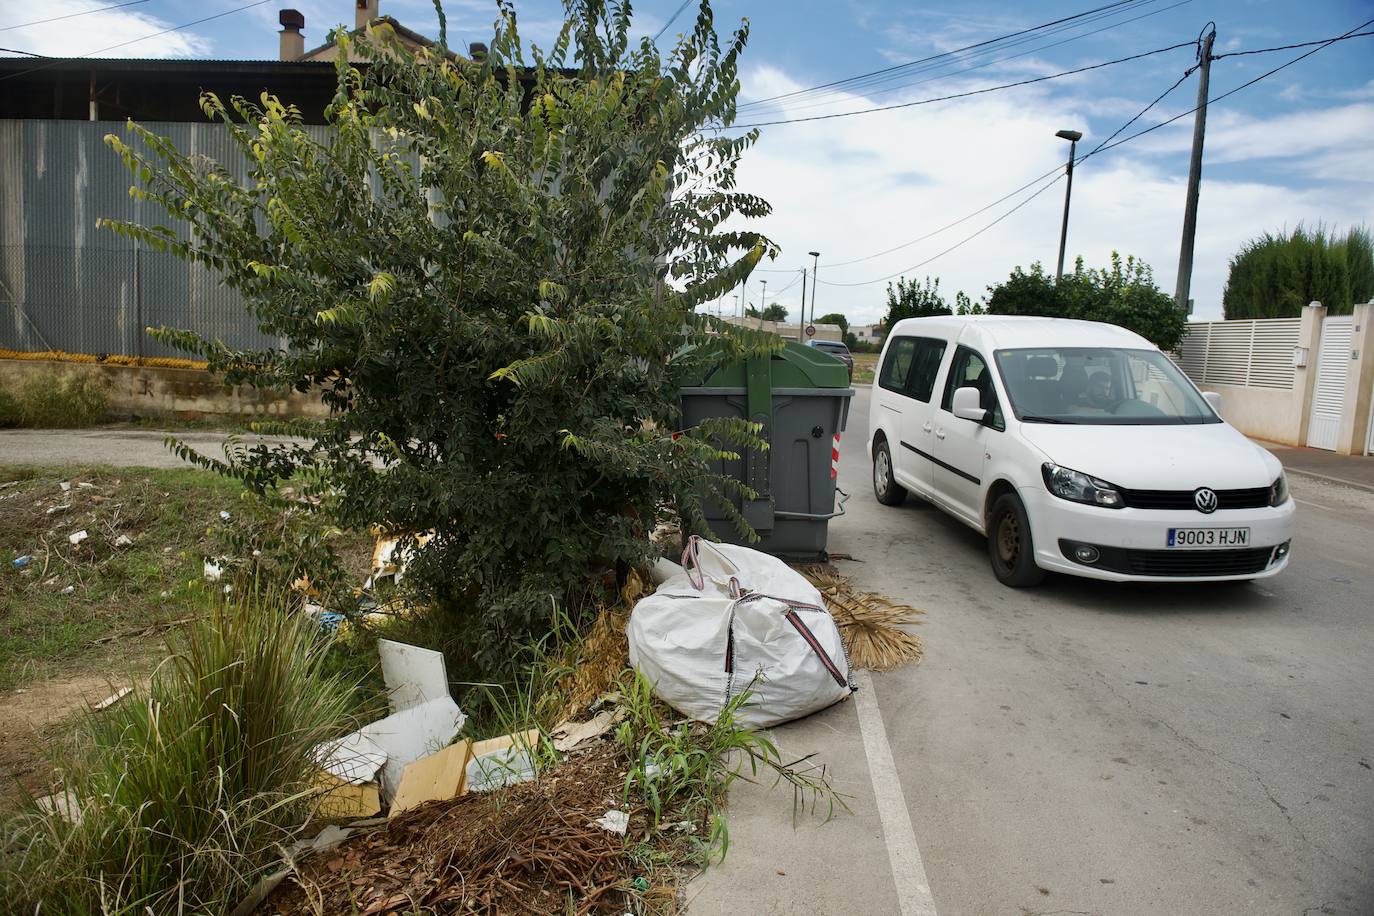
left=873, top=440, right=907, bottom=506
left=987, top=492, right=1045, bottom=587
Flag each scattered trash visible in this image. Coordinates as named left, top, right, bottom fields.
left=36, top=790, right=82, bottom=825
left=465, top=730, right=540, bottom=793
left=67, top=528, right=89, bottom=544
left=46, top=504, right=71, bottom=516
left=312, top=731, right=386, bottom=818
left=365, top=531, right=433, bottom=588
left=389, top=740, right=473, bottom=818
left=203, top=558, right=224, bottom=581
left=114, top=534, right=134, bottom=547
left=92, top=686, right=133, bottom=711
left=551, top=708, right=617, bottom=752
left=11, top=555, right=31, bottom=569
left=219, top=510, right=231, bottom=521
left=61, top=585, right=75, bottom=595
left=378, top=639, right=451, bottom=713
left=311, top=639, right=467, bottom=803
left=223, top=584, right=233, bottom=594
left=251, top=548, right=261, bottom=558
left=800, top=565, right=925, bottom=671
left=594, top=809, right=629, bottom=835
left=59, top=481, right=71, bottom=492
left=77, top=482, right=95, bottom=489
left=628, top=535, right=853, bottom=727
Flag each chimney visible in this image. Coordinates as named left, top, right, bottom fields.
left=355, top=0, right=380, bottom=30
left=279, top=9, right=305, bottom=60
left=468, top=41, right=487, bottom=60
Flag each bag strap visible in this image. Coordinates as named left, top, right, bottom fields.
left=735, top=592, right=853, bottom=690
left=681, top=535, right=742, bottom=592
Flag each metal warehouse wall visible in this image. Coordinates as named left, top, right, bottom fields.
left=1, top=119, right=328, bottom=359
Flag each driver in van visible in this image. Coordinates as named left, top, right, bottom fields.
left=1085, top=370, right=1115, bottom=409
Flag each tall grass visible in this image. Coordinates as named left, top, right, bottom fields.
left=0, top=590, right=358, bottom=915
left=0, top=370, right=108, bottom=428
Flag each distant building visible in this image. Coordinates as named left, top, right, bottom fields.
left=716, top=316, right=843, bottom=342
left=851, top=323, right=884, bottom=343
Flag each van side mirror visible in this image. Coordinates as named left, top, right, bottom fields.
left=952, top=386, right=986, bottom=422
left=1202, top=391, right=1222, bottom=413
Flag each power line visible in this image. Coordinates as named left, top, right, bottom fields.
left=726, top=41, right=1193, bottom=130
left=652, top=0, right=693, bottom=43
left=0, top=0, right=274, bottom=82
left=0, top=46, right=43, bottom=56
left=0, top=0, right=152, bottom=33
left=805, top=17, right=1371, bottom=288
left=1211, top=30, right=1374, bottom=59
left=739, top=0, right=1146, bottom=111
left=1084, top=15, right=1374, bottom=159
left=819, top=174, right=1068, bottom=288
left=744, top=0, right=1193, bottom=119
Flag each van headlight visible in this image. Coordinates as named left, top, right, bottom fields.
left=1269, top=473, right=1288, bottom=507
left=1042, top=463, right=1125, bottom=509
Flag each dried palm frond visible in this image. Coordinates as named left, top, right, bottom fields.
left=800, top=564, right=925, bottom=672
left=547, top=569, right=645, bottom=722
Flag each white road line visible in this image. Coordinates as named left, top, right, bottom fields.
left=853, top=668, right=938, bottom=916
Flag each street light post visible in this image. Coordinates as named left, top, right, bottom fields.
left=759, top=279, right=768, bottom=329
left=808, top=250, right=820, bottom=336
left=1054, top=129, right=1082, bottom=283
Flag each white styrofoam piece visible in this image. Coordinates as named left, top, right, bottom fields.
left=377, top=639, right=450, bottom=714
left=465, top=745, right=537, bottom=793
left=313, top=730, right=388, bottom=785
left=358, top=696, right=466, bottom=802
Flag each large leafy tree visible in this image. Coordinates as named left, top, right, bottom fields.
left=986, top=253, right=1186, bottom=352
left=745, top=302, right=788, bottom=321
left=101, top=1, right=777, bottom=677
left=1223, top=224, right=1374, bottom=318
left=884, top=275, right=953, bottom=327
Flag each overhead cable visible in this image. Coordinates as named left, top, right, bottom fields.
left=726, top=41, right=1194, bottom=130
left=0, top=0, right=153, bottom=33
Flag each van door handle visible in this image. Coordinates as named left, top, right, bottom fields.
left=934, top=428, right=946, bottom=440
left=922, top=423, right=933, bottom=433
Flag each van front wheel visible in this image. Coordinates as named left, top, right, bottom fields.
left=987, top=492, right=1045, bottom=587
left=873, top=440, right=907, bottom=506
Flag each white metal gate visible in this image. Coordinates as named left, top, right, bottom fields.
left=1306, top=316, right=1353, bottom=450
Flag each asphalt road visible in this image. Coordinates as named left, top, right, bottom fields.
left=4, top=406, right=1372, bottom=915
left=690, top=385, right=1374, bottom=916
left=0, top=428, right=302, bottom=468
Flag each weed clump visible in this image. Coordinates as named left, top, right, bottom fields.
left=0, top=370, right=108, bottom=428
left=0, top=590, right=357, bottom=915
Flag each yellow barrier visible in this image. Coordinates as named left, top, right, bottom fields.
left=0, top=349, right=208, bottom=371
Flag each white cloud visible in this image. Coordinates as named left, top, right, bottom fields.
left=0, top=0, right=211, bottom=58
left=719, top=61, right=1373, bottom=327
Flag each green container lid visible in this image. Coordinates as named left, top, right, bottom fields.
left=690, top=340, right=850, bottom=389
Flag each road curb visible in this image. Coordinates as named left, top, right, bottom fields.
left=1282, top=465, right=1374, bottom=495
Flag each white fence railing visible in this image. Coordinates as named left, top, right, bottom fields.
left=1176, top=318, right=1302, bottom=390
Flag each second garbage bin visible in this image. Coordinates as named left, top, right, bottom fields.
left=680, top=340, right=854, bottom=560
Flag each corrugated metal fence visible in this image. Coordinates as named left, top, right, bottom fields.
left=1176, top=317, right=1302, bottom=390
left=0, top=119, right=328, bottom=359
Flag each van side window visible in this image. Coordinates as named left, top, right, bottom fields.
left=941, top=346, right=1004, bottom=431
left=906, top=338, right=947, bottom=403
left=879, top=338, right=917, bottom=393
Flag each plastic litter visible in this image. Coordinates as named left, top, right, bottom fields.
left=114, top=534, right=133, bottom=547
left=627, top=535, right=853, bottom=728
left=60, top=585, right=75, bottom=595
left=594, top=809, right=629, bottom=834
left=219, top=510, right=231, bottom=521
left=11, top=555, right=31, bottom=569
left=465, top=738, right=538, bottom=793
left=60, top=481, right=71, bottom=492
left=203, top=558, right=224, bottom=581
left=93, top=686, right=133, bottom=711
left=47, top=504, right=71, bottom=516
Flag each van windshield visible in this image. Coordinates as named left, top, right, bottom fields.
left=993, top=347, right=1221, bottom=425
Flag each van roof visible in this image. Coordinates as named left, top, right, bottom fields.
left=887, top=315, right=1155, bottom=351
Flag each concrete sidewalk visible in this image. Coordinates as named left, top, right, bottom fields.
left=1259, top=441, right=1374, bottom=492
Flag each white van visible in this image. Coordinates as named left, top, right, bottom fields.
left=867, top=316, right=1295, bottom=585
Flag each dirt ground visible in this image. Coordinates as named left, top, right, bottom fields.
left=0, top=665, right=155, bottom=805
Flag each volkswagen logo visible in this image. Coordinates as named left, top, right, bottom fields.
left=1193, top=488, right=1219, bottom=514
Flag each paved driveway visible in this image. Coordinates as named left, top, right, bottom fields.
left=689, top=385, right=1374, bottom=916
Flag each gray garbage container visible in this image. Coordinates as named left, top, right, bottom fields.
left=680, top=341, right=854, bottom=560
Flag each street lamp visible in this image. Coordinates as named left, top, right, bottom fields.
left=808, top=251, right=820, bottom=336
left=759, top=279, right=768, bottom=328
left=1054, top=128, right=1081, bottom=282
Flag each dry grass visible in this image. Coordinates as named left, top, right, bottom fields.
left=799, top=565, right=924, bottom=671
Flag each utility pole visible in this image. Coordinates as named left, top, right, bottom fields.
left=1175, top=24, right=1216, bottom=311
left=759, top=279, right=768, bottom=329
left=808, top=251, right=821, bottom=336
left=798, top=268, right=807, bottom=341
left=1054, top=129, right=1082, bottom=282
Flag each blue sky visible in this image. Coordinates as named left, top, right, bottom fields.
left=4, top=0, right=1372, bottom=323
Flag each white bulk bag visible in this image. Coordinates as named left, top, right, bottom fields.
left=627, top=536, right=853, bottom=728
